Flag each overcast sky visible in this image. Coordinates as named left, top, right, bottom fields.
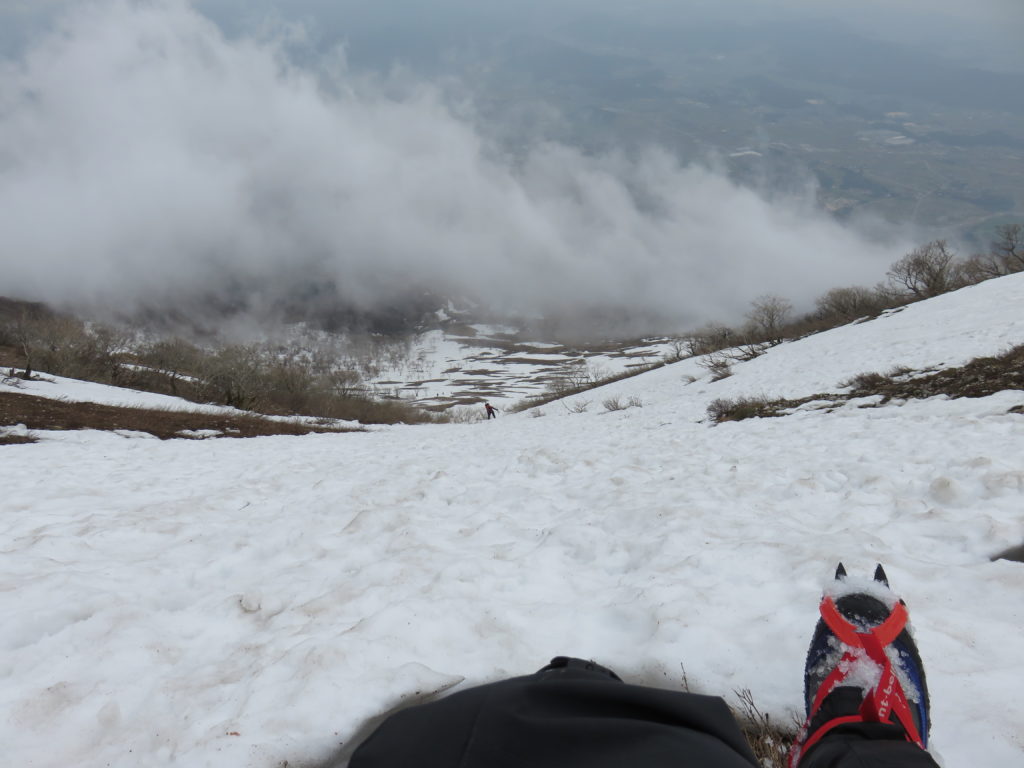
left=188, top=0, right=1023, bottom=71
left=1, top=0, right=1013, bottom=331
left=3, top=0, right=1021, bottom=68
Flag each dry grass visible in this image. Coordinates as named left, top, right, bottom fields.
left=708, top=345, right=1024, bottom=424
left=0, top=391, right=363, bottom=440
left=732, top=688, right=798, bottom=768
left=838, top=371, right=891, bottom=390
left=707, top=396, right=783, bottom=423
left=677, top=665, right=796, bottom=767
left=843, top=345, right=1024, bottom=402
left=0, top=433, right=38, bottom=446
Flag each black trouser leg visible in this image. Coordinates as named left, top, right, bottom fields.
left=350, top=657, right=759, bottom=768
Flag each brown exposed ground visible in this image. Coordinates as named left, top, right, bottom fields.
left=0, top=433, right=38, bottom=446
left=0, top=389, right=362, bottom=441
left=709, top=344, right=1024, bottom=423
left=842, top=344, right=1024, bottom=402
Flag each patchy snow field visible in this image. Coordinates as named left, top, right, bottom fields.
left=3, top=274, right=1024, bottom=767
left=363, top=326, right=677, bottom=408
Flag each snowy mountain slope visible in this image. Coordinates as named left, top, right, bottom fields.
left=358, top=325, right=677, bottom=408
left=0, top=372, right=235, bottom=412
left=2, top=274, right=1024, bottom=768
left=556, top=271, right=1024, bottom=418
left=0, top=373, right=362, bottom=432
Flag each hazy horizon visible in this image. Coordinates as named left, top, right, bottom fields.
left=1, top=1, right=1019, bottom=334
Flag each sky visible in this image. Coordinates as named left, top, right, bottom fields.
left=0, top=0, right=1016, bottom=332
left=188, top=0, right=1024, bottom=71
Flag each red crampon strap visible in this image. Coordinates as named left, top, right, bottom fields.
left=787, top=596, right=925, bottom=768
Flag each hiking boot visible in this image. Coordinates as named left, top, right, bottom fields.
left=789, top=564, right=930, bottom=767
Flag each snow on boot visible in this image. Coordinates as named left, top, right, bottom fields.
left=788, top=563, right=930, bottom=768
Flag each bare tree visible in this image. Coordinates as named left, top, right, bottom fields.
left=698, top=352, right=733, bottom=381
left=962, top=225, right=1024, bottom=283
left=199, top=345, right=267, bottom=410
left=886, top=240, right=965, bottom=299
left=13, top=311, right=35, bottom=380
left=992, top=224, right=1023, bottom=274
left=687, top=323, right=734, bottom=356
left=138, top=338, right=203, bottom=396
left=746, top=295, right=793, bottom=345
left=815, top=286, right=883, bottom=323
left=664, top=338, right=690, bottom=363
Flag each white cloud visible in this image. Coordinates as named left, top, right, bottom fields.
left=0, top=0, right=912, bottom=330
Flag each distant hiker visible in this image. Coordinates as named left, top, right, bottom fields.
left=349, top=563, right=937, bottom=768
left=484, top=402, right=497, bottom=420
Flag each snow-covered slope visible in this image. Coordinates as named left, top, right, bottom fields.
left=360, top=325, right=678, bottom=408
left=3, top=274, right=1023, bottom=767
left=1, top=372, right=234, bottom=412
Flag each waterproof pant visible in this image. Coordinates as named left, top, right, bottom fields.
left=349, top=657, right=940, bottom=768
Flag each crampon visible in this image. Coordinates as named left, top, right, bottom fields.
left=789, top=563, right=930, bottom=768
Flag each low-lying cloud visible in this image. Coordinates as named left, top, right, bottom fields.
left=0, top=0, right=913, bottom=332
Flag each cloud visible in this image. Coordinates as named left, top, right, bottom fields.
left=0, top=0, right=912, bottom=331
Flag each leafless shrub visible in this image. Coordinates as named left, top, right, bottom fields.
left=266, top=352, right=320, bottom=413
left=699, top=353, right=733, bottom=381
left=870, top=280, right=908, bottom=308
left=510, top=360, right=663, bottom=413
left=746, top=295, right=793, bottom=345
left=602, top=396, right=626, bottom=412
left=687, top=323, right=735, bottom=356
left=839, top=364, right=914, bottom=391
left=627, top=395, right=643, bottom=408
left=887, top=240, right=966, bottom=299
left=187, top=344, right=433, bottom=424
left=0, top=433, right=39, bottom=446
left=447, top=407, right=484, bottom=424
left=706, top=396, right=777, bottom=423
left=732, top=688, right=795, bottom=768
left=565, top=399, right=591, bottom=414
left=963, top=224, right=1024, bottom=284
left=8, top=312, right=131, bottom=384
left=962, top=252, right=1004, bottom=284
left=664, top=339, right=690, bottom=363
left=322, top=368, right=362, bottom=399
left=734, top=334, right=771, bottom=361
left=815, top=286, right=885, bottom=323
left=198, top=345, right=266, bottom=410
left=546, top=360, right=599, bottom=397
left=839, top=371, right=889, bottom=390
left=992, top=223, right=1024, bottom=273
left=0, top=304, right=433, bottom=425
left=136, top=338, right=204, bottom=396
left=528, top=408, right=545, bottom=418
left=991, top=223, right=1023, bottom=270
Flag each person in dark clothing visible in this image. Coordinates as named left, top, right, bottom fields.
left=484, top=402, right=498, bottom=419
left=349, top=568, right=938, bottom=768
